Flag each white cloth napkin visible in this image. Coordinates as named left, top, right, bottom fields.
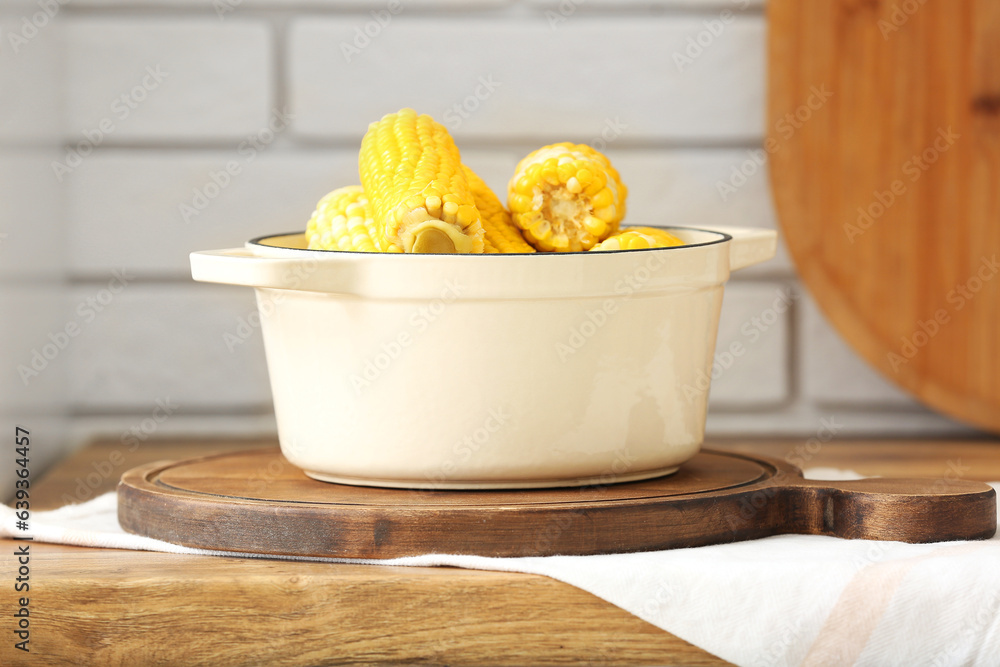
left=4, top=472, right=999, bottom=667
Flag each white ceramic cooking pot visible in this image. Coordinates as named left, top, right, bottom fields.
left=191, top=225, right=776, bottom=489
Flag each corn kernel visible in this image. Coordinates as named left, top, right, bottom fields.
left=591, top=188, right=614, bottom=209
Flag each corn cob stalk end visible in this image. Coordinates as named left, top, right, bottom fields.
left=399, top=206, right=479, bottom=254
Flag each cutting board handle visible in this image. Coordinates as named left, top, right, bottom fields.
left=772, top=477, right=997, bottom=543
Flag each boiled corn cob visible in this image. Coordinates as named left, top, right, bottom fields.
left=463, top=166, right=535, bottom=254
left=359, top=108, right=485, bottom=254
left=508, top=142, right=628, bottom=252
left=305, top=185, right=381, bottom=252
left=305, top=172, right=534, bottom=254
left=590, top=227, right=685, bottom=252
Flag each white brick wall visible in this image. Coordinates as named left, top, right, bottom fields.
left=0, top=14, right=63, bottom=144
left=0, top=152, right=67, bottom=279
left=289, top=16, right=764, bottom=141
left=799, top=293, right=919, bottom=408
left=67, top=284, right=273, bottom=410
left=65, top=19, right=273, bottom=141
left=1, top=3, right=74, bottom=490
left=710, top=282, right=789, bottom=407
left=1, top=0, right=976, bottom=487
left=67, top=151, right=359, bottom=276
left=0, top=286, right=70, bottom=415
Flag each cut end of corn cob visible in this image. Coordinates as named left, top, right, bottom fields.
left=590, top=227, right=685, bottom=252
left=508, top=142, right=628, bottom=252
left=305, top=185, right=382, bottom=252
left=410, top=228, right=456, bottom=254
left=359, top=108, right=485, bottom=254
left=403, top=209, right=476, bottom=254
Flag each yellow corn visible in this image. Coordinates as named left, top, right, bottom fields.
left=305, top=172, right=533, bottom=254
left=359, top=108, right=485, bottom=254
left=590, top=227, right=685, bottom=252
left=305, top=185, right=384, bottom=253
left=463, top=166, right=535, bottom=254
left=508, top=142, right=628, bottom=252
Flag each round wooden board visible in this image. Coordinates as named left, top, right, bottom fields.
left=117, top=449, right=996, bottom=558
left=768, top=0, right=1000, bottom=431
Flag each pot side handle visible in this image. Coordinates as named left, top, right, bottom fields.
left=692, top=225, right=778, bottom=272
left=190, top=247, right=348, bottom=293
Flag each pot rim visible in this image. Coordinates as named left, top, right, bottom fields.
left=247, top=225, right=733, bottom=257
left=190, top=224, right=777, bottom=297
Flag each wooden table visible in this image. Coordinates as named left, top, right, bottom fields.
left=3, top=437, right=999, bottom=666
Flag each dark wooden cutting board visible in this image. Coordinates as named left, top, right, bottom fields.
left=768, top=0, right=1000, bottom=431
left=117, top=449, right=996, bottom=558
